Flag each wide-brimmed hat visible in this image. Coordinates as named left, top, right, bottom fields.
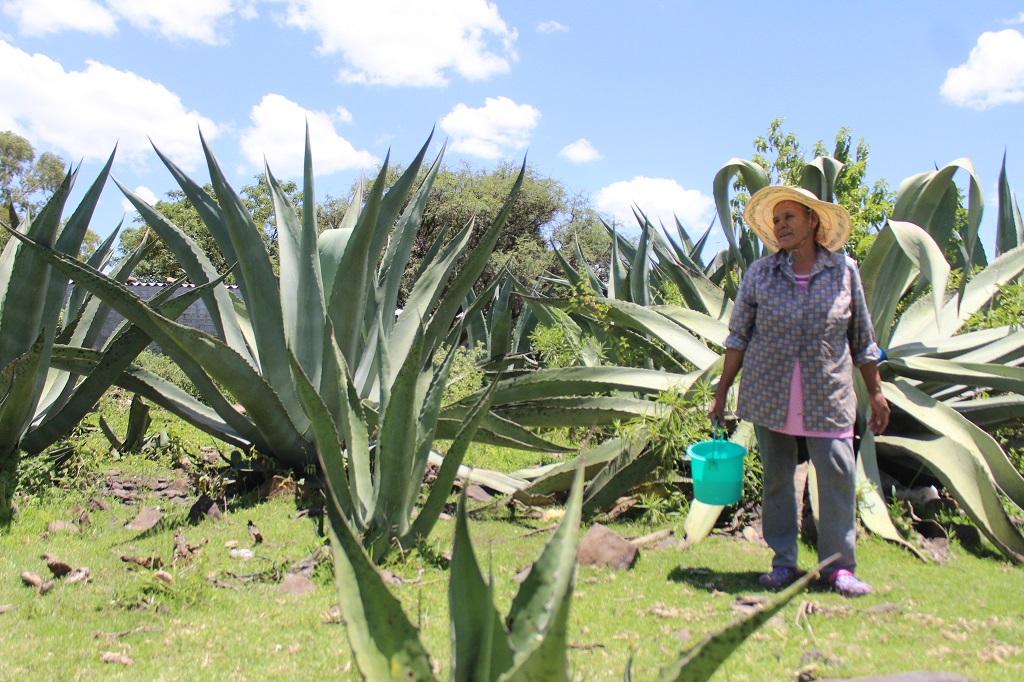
left=743, top=186, right=852, bottom=253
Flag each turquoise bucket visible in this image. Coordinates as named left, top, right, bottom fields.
left=686, top=425, right=747, bottom=506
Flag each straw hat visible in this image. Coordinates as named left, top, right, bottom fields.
left=743, top=186, right=852, bottom=253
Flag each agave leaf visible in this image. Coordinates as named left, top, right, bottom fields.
left=150, top=144, right=240, bottom=276
left=887, top=220, right=950, bottom=327
left=288, top=351, right=357, bottom=521
left=996, top=151, right=1024, bottom=257
left=269, top=141, right=325, bottom=386
left=63, top=221, right=121, bottom=329
left=376, top=318, right=425, bottom=542
left=656, top=559, right=830, bottom=682
left=325, top=503, right=437, bottom=681
left=328, top=152, right=389, bottom=366
left=951, top=394, right=1024, bottom=430
left=115, top=180, right=252, bottom=362
left=711, top=158, right=768, bottom=269
left=891, top=244, right=1024, bottom=345
left=800, top=156, right=843, bottom=201
left=0, top=168, right=72, bottom=371
left=883, top=379, right=1024, bottom=514
left=449, top=491, right=514, bottom=682
left=885, top=356, right=1024, bottom=396
left=406, top=373, right=498, bottom=549
left=581, top=427, right=653, bottom=518
left=629, top=223, right=651, bottom=306
left=199, top=133, right=300, bottom=413
left=24, top=275, right=221, bottom=451
left=4, top=227, right=312, bottom=465
left=495, top=396, right=665, bottom=428
left=0, top=333, right=46, bottom=459
left=503, top=465, right=584, bottom=680
left=592, top=298, right=721, bottom=369
left=654, top=306, right=731, bottom=346
left=879, top=434, right=1024, bottom=563
left=435, top=410, right=570, bottom=453
left=480, top=366, right=701, bottom=406
left=608, top=222, right=628, bottom=301
left=853, top=428, right=924, bottom=559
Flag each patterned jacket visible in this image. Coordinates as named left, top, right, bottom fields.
left=724, top=248, right=880, bottom=432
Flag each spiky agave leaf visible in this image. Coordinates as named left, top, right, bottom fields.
left=656, top=558, right=831, bottom=682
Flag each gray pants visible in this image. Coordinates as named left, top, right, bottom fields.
left=754, top=425, right=857, bottom=571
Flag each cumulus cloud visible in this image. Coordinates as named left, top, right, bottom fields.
left=284, top=0, right=517, bottom=87
left=595, top=177, right=714, bottom=231
left=2, top=0, right=246, bottom=43
left=120, top=185, right=158, bottom=213
left=239, top=93, right=378, bottom=177
left=559, top=138, right=600, bottom=163
left=940, top=29, right=1024, bottom=109
left=440, top=96, right=539, bottom=159
left=0, top=41, right=219, bottom=170
left=106, top=0, right=241, bottom=44
left=537, top=20, right=568, bottom=33
left=2, top=0, right=116, bottom=37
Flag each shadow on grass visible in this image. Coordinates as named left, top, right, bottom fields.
left=667, top=565, right=764, bottom=594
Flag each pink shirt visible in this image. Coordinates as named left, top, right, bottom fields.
left=779, top=274, right=853, bottom=439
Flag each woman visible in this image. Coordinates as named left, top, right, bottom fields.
left=707, top=186, right=889, bottom=598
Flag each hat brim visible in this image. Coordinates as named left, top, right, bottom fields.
left=743, top=186, right=852, bottom=253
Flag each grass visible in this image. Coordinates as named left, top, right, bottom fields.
left=1, top=400, right=1023, bottom=680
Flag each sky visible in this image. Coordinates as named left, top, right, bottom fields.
left=3, top=1, right=1024, bottom=257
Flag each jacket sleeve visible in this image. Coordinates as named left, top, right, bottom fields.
left=724, top=262, right=760, bottom=351
left=846, top=258, right=881, bottom=366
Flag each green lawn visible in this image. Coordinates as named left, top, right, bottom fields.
left=2, top=467, right=1022, bottom=681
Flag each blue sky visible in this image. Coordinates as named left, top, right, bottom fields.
left=3, top=1, right=1024, bottom=255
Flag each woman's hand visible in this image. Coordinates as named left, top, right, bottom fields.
left=707, top=392, right=727, bottom=424
left=867, top=390, right=890, bottom=435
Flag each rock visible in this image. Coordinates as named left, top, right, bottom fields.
left=125, top=506, right=162, bottom=532
left=21, top=571, right=44, bottom=588
left=280, top=574, right=316, bottom=595
left=100, top=652, right=135, bottom=666
left=229, top=548, right=254, bottom=560
left=66, top=567, right=91, bottom=584
left=87, top=497, right=112, bottom=512
left=577, top=523, right=639, bottom=570
left=70, top=504, right=90, bottom=527
left=465, top=485, right=493, bottom=502
left=42, top=554, right=73, bottom=579
left=46, top=520, right=79, bottom=535
left=188, top=494, right=222, bottom=523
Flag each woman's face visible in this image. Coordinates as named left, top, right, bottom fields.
left=772, top=200, right=818, bottom=251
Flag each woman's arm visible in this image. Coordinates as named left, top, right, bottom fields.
left=858, top=361, right=890, bottom=435
left=708, top=348, right=744, bottom=423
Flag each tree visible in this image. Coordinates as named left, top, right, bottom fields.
left=0, top=130, right=100, bottom=256
left=734, top=118, right=895, bottom=259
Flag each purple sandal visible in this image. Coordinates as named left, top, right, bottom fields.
left=827, top=569, right=872, bottom=597
left=758, top=565, right=803, bottom=588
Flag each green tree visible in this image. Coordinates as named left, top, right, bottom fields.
left=734, top=118, right=895, bottom=259
left=0, top=130, right=100, bottom=256
left=0, top=130, right=69, bottom=250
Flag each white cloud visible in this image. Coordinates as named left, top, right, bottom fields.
left=106, top=0, right=240, bottom=44
left=239, top=93, right=378, bottom=177
left=940, top=29, right=1024, bottom=109
left=559, top=138, right=600, bottom=164
left=120, top=185, right=158, bottom=214
left=596, top=177, right=714, bottom=231
left=2, top=0, right=117, bottom=37
left=537, top=20, right=568, bottom=33
left=284, top=0, right=517, bottom=87
left=440, top=96, right=539, bottom=159
left=1006, top=13, right=1024, bottom=24
left=0, top=41, right=219, bottom=170
left=2, top=0, right=247, bottom=42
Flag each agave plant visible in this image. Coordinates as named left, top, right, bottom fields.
left=0, top=152, right=203, bottom=520
left=327, top=464, right=828, bottom=681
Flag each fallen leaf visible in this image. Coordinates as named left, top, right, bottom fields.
left=20, top=571, right=44, bottom=588
left=153, top=571, right=174, bottom=585
left=66, top=567, right=92, bottom=584
left=121, top=555, right=163, bottom=570
left=42, top=555, right=73, bottom=579
left=247, top=519, right=263, bottom=545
